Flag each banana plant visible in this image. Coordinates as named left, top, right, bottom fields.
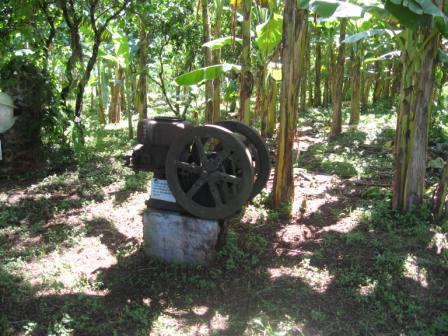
left=384, top=0, right=448, bottom=211
left=102, top=26, right=134, bottom=137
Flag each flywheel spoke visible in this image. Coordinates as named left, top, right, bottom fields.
left=209, top=182, right=223, bottom=207
left=215, top=172, right=241, bottom=185
left=186, top=175, right=207, bottom=198
left=215, top=147, right=231, bottom=164
left=194, top=137, right=207, bottom=165
left=175, top=160, right=202, bottom=174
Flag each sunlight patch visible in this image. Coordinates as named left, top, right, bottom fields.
left=403, top=254, right=428, bottom=288
left=277, top=224, right=313, bottom=244
left=244, top=314, right=303, bottom=335
left=318, top=209, right=362, bottom=234
left=151, top=310, right=228, bottom=336
left=192, top=305, right=209, bottom=316
left=210, top=311, right=229, bottom=331
left=269, top=258, right=334, bottom=293
left=27, top=236, right=116, bottom=295
left=357, top=279, right=377, bottom=296
left=428, top=232, right=448, bottom=254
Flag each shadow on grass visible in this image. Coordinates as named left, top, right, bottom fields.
left=299, top=127, right=395, bottom=182
left=1, top=181, right=447, bottom=335
left=1, top=119, right=447, bottom=335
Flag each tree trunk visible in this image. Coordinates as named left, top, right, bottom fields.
left=433, top=163, right=448, bottom=221
left=59, top=3, right=82, bottom=108
left=135, top=21, right=148, bottom=121
left=382, top=64, right=392, bottom=102
left=202, top=0, right=214, bottom=123
left=305, top=32, right=312, bottom=109
left=392, top=60, right=402, bottom=96
left=109, top=66, right=124, bottom=124
left=97, top=60, right=106, bottom=124
left=349, top=45, right=362, bottom=126
left=330, top=19, right=347, bottom=139
left=239, top=0, right=252, bottom=124
left=265, top=76, right=278, bottom=138
left=314, top=33, right=322, bottom=107
left=372, top=61, right=383, bottom=104
left=362, top=76, right=372, bottom=111
left=212, top=1, right=223, bottom=123
left=74, top=34, right=100, bottom=122
left=125, top=69, right=134, bottom=139
left=323, top=75, right=330, bottom=107
left=255, top=65, right=267, bottom=121
left=300, top=34, right=309, bottom=113
left=272, top=3, right=307, bottom=207
left=392, top=26, right=440, bottom=211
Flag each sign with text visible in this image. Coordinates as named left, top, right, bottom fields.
left=150, top=178, right=176, bottom=203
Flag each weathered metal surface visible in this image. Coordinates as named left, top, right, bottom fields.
left=216, top=120, right=271, bottom=198
left=131, top=117, right=270, bottom=220
left=132, top=117, right=193, bottom=177
left=165, top=125, right=254, bottom=220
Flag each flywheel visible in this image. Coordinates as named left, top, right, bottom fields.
left=216, top=120, right=271, bottom=199
left=165, top=125, right=254, bottom=220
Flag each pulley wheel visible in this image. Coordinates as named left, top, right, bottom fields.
left=216, top=120, right=271, bottom=198
left=165, top=125, right=254, bottom=220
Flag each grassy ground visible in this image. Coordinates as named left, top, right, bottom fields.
left=1, top=109, right=448, bottom=335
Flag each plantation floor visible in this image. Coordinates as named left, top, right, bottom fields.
left=1, top=111, right=448, bottom=335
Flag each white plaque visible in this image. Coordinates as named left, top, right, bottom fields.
left=150, top=178, right=176, bottom=203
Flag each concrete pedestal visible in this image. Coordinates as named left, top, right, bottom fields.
left=143, top=209, right=220, bottom=265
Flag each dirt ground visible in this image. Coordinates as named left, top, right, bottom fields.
left=1, top=118, right=448, bottom=335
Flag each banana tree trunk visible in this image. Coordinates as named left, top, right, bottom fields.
left=202, top=0, right=214, bottom=123
left=362, top=76, right=372, bottom=111
left=392, top=60, right=402, bottom=95
left=392, top=27, right=439, bottom=211
left=372, top=61, right=383, bottom=104
left=212, top=1, right=223, bottom=123
left=135, top=22, right=148, bottom=121
left=125, top=69, right=134, bottom=139
left=300, top=35, right=308, bottom=113
left=433, top=163, right=448, bottom=221
left=272, top=3, right=307, bottom=207
left=330, top=19, right=347, bottom=139
left=239, top=0, right=252, bottom=124
left=314, top=35, right=322, bottom=107
left=265, top=76, right=278, bottom=138
left=109, top=66, right=124, bottom=124
left=97, top=60, right=106, bottom=124
left=255, top=65, right=267, bottom=120
left=306, top=33, right=313, bottom=108
left=349, top=45, right=362, bottom=126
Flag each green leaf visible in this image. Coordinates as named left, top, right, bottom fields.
left=310, top=0, right=363, bottom=19
left=310, top=0, right=339, bottom=17
left=385, top=0, right=426, bottom=29
left=385, top=0, right=448, bottom=36
left=203, top=37, right=243, bottom=49
left=343, top=29, right=396, bottom=43
left=437, top=49, right=448, bottom=68
left=428, top=157, right=446, bottom=169
left=364, top=50, right=401, bottom=63
left=298, top=0, right=310, bottom=9
left=255, top=14, right=283, bottom=57
left=175, top=64, right=242, bottom=86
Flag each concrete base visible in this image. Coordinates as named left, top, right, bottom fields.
left=143, top=209, right=220, bottom=265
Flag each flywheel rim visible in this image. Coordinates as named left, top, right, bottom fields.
left=165, top=125, right=254, bottom=220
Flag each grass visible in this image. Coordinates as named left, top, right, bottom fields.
left=0, top=109, right=447, bottom=335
